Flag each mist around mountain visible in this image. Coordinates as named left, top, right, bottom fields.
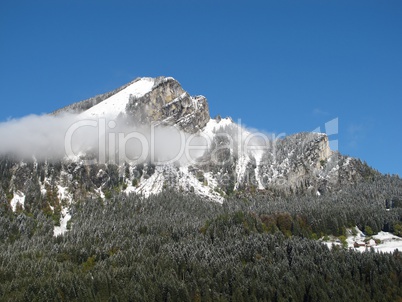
left=0, top=77, right=401, bottom=301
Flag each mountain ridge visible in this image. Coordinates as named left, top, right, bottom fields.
left=0, top=76, right=383, bottom=235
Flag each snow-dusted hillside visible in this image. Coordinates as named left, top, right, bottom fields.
left=1, top=75, right=382, bottom=239
left=79, top=77, right=155, bottom=119
left=321, top=226, right=402, bottom=254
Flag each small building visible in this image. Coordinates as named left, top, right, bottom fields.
left=354, top=241, right=365, bottom=248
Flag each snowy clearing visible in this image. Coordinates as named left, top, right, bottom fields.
left=10, top=191, right=25, bottom=212
left=53, top=208, right=72, bottom=237
left=320, top=226, right=402, bottom=253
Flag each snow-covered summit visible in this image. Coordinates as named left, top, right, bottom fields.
left=80, top=77, right=155, bottom=119
left=65, top=76, right=211, bottom=133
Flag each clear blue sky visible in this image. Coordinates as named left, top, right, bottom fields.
left=1, top=0, right=401, bottom=176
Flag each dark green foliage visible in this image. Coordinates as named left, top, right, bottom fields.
left=0, top=154, right=402, bottom=301
left=0, top=190, right=401, bottom=301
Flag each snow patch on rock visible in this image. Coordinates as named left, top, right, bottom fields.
left=10, top=191, right=25, bottom=212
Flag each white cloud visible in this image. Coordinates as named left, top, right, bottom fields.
left=0, top=113, right=210, bottom=165
left=0, top=113, right=79, bottom=160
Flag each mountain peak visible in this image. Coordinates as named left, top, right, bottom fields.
left=54, top=76, right=210, bottom=133
left=80, top=77, right=155, bottom=119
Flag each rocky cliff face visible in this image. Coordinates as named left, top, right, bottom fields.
left=195, top=120, right=369, bottom=197
left=125, top=77, right=210, bottom=133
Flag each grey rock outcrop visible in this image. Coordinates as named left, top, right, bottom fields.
left=125, top=77, right=210, bottom=133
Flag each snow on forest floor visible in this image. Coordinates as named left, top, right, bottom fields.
left=53, top=208, right=71, bottom=237
left=320, top=226, right=402, bottom=253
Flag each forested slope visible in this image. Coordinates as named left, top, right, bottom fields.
left=0, top=174, right=401, bottom=301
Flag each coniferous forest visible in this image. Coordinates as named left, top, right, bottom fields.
left=0, top=172, right=402, bottom=301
